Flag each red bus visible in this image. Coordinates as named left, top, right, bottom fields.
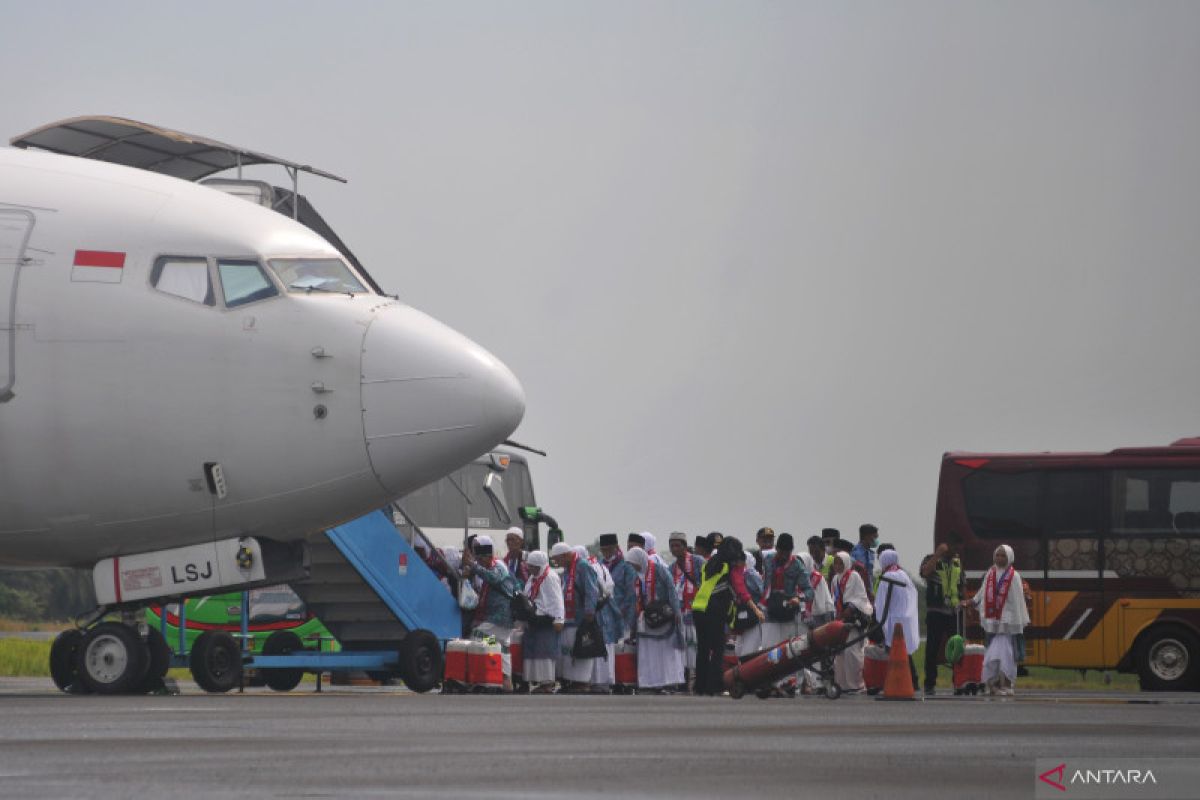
left=934, top=438, right=1200, bottom=690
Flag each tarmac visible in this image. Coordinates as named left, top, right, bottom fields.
left=2, top=678, right=1199, bottom=799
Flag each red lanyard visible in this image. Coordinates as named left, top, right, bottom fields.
left=806, top=570, right=822, bottom=615
left=637, top=564, right=657, bottom=613
left=529, top=569, right=549, bottom=600
left=563, top=556, right=578, bottom=621
left=984, top=566, right=1015, bottom=620
left=673, top=554, right=697, bottom=608
left=835, top=569, right=852, bottom=614
left=762, top=555, right=795, bottom=602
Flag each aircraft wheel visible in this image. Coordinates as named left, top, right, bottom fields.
left=50, top=629, right=89, bottom=694
left=261, top=631, right=305, bottom=692
left=755, top=687, right=773, bottom=700
left=137, top=627, right=172, bottom=694
left=398, top=630, right=443, bottom=694
left=190, top=631, right=242, bottom=693
left=78, top=622, right=150, bottom=695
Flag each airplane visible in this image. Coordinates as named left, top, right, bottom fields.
left=0, top=117, right=525, bottom=693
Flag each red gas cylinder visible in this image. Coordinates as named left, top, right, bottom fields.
left=509, top=629, right=524, bottom=679
left=615, top=642, right=638, bottom=686
left=810, top=620, right=848, bottom=649
left=467, top=640, right=504, bottom=690
left=444, top=639, right=470, bottom=685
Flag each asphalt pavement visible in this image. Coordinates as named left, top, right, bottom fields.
left=2, top=679, right=1198, bottom=799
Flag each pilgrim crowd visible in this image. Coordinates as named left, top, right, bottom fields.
left=417, top=524, right=1030, bottom=697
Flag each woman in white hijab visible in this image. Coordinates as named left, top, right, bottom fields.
left=625, top=546, right=686, bottom=692
left=963, top=544, right=1029, bottom=696
left=831, top=551, right=873, bottom=692
left=522, top=551, right=564, bottom=693
left=874, top=548, right=920, bottom=691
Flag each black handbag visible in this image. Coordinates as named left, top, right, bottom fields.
left=510, top=592, right=537, bottom=624
left=642, top=599, right=673, bottom=629
left=766, top=593, right=798, bottom=623
left=731, top=602, right=760, bottom=632
left=571, top=618, right=607, bottom=659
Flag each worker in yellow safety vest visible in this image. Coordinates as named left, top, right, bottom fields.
left=919, top=543, right=964, bottom=696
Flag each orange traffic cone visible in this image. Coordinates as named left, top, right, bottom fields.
left=876, top=622, right=917, bottom=701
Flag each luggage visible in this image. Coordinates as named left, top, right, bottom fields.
left=863, top=644, right=888, bottom=694
left=724, top=620, right=850, bottom=699
left=614, top=641, right=638, bottom=692
left=466, top=639, right=504, bottom=692
left=443, top=639, right=470, bottom=692
left=509, top=628, right=524, bottom=680
left=950, top=608, right=985, bottom=695
left=953, top=643, right=985, bottom=695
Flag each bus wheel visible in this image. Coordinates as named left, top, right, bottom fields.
left=78, top=622, right=150, bottom=695
left=49, top=629, right=88, bottom=694
left=190, top=631, right=242, bottom=693
left=398, top=630, right=442, bottom=694
left=1137, top=624, right=1200, bottom=691
left=261, top=631, right=305, bottom=692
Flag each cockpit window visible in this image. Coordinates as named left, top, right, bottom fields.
left=151, top=257, right=214, bottom=306
left=218, top=259, right=279, bottom=307
left=268, top=258, right=368, bottom=295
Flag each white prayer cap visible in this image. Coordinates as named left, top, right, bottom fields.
left=505, top=526, right=524, bottom=540
left=527, top=551, right=549, bottom=569
left=549, top=542, right=573, bottom=559
left=879, top=548, right=900, bottom=569
left=474, top=534, right=494, bottom=548
left=625, top=547, right=649, bottom=572
left=573, top=545, right=588, bottom=559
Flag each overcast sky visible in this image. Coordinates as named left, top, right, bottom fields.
left=5, top=2, right=1199, bottom=562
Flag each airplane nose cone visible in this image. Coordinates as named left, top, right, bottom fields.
left=360, top=306, right=525, bottom=496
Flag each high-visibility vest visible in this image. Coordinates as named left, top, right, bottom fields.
left=690, top=563, right=729, bottom=614
left=936, top=559, right=962, bottom=607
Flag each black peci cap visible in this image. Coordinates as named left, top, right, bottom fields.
left=598, top=533, right=619, bottom=546
left=776, top=533, right=795, bottom=551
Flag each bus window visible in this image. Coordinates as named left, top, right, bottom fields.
left=1045, top=471, right=1102, bottom=575
left=962, top=470, right=1040, bottom=539
left=1111, top=469, right=1200, bottom=535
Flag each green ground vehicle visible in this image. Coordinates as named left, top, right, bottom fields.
left=145, top=585, right=337, bottom=657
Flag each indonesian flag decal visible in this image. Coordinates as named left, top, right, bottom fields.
left=72, top=250, right=125, bottom=283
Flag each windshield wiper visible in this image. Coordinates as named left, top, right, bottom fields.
left=290, top=283, right=355, bottom=297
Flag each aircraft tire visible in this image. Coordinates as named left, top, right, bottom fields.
left=78, top=622, right=150, bottom=695
left=49, top=629, right=88, bottom=694
left=190, top=631, right=242, bottom=693
left=138, top=627, right=172, bottom=694
left=398, top=629, right=443, bottom=694
left=262, top=631, right=305, bottom=692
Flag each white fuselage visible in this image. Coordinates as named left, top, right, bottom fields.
left=0, top=148, right=524, bottom=567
